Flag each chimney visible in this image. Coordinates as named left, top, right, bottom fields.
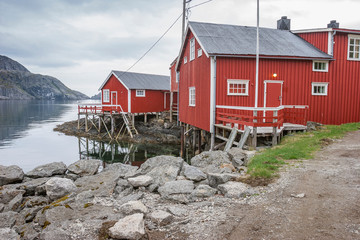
left=327, top=20, right=339, bottom=28
left=277, top=16, right=291, bottom=30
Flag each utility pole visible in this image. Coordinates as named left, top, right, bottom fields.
left=182, top=0, right=186, bottom=42
left=254, top=0, right=259, bottom=108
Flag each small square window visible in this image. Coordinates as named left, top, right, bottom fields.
left=136, top=90, right=145, bottom=97
left=198, top=48, right=202, bottom=57
left=312, top=83, right=328, bottom=96
left=313, top=61, right=328, bottom=72
left=227, top=80, right=249, bottom=96
left=103, top=89, right=110, bottom=102
left=189, top=87, right=195, bottom=106
left=348, top=35, right=360, bottom=61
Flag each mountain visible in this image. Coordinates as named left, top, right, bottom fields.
left=0, top=55, right=88, bottom=100
left=90, top=92, right=101, bottom=100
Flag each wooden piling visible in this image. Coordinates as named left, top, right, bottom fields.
left=77, top=114, right=80, bottom=130
left=251, top=127, right=257, bottom=148
left=272, top=127, right=278, bottom=146
left=197, top=129, right=202, bottom=153
left=180, top=125, right=185, bottom=158
left=144, top=113, right=147, bottom=123
left=85, top=114, right=88, bottom=132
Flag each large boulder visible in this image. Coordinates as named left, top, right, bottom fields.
left=183, top=165, right=207, bottom=182
left=128, top=175, right=153, bottom=187
left=0, top=228, right=20, bottom=240
left=14, top=177, right=49, bottom=196
left=45, top=177, right=77, bottom=201
left=26, top=162, right=67, bottom=178
left=217, top=181, right=253, bottom=198
left=67, top=159, right=101, bottom=176
left=158, top=180, right=194, bottom=203
left=228, top=148, right=256, bottom=166
left=133, top=156, right=184, bottom=186
left=0, top=188, right=25, bottom=205
left=207, top=173, right=241, bottom=188
left=109, top=213, right=145, bottom=240
left=0, top=211, right=22, bottom=228
left=190, top=151, right=234, bottom=174
left=103, top=163, right=138, bottom=178
left=0, top=165, right=24, bottom=186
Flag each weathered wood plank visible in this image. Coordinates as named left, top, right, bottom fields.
left=238, top=126, right=251, bottom=149
left=224, top=128, right=238, bottom=152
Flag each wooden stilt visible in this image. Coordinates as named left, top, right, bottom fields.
left=272, top=127, right=278, bottom=146
left=77, top=114, right=80, bottom=130
left=98, top=115, right=101, bottom=133
left=132, top=114, right=135, bottom=127
left=144, top=113, right=147, bottom=123
left=224, top=128, right=238, bottom=151
left=192, top=128, right=196, bottom=155
left=238, top=126, right=251, bottom=149
left=197, top=130, right=202, bottom=153
left=111, top=115, right=115, bottom=135
left=210, top=132, right=215, bottom=151
left=180, top=125, right=185, bottom=158
left=85, top=114, right=88, bottom=132
left=251, top=127, right=257, bottom=148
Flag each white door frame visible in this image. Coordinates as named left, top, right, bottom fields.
left=263, top=80, right=284, bottom=108
left=111, top=91, right=118, bottom=110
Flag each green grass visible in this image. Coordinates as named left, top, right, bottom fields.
left=247, top=122, right=360, bottom=178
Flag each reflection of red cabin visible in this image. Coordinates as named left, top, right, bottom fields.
left=99, top=70, right=170, bottom=113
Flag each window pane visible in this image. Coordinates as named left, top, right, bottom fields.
left=356, top=52, right=360, bottom=59
left=356, top=39, right=360, bottom=45
left=350, top=39, right=354, bottom=44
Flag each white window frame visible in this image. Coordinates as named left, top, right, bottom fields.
left=197, top=48, right=202, bottom=57
left=227, top=79, right=249, bottom=96
left=136, top=90, right=146, bottom=97
left=184, top=56, right=187, bottom=64
left=176, top=71, right=179, bottom=83
left=311, top=82, right=329, bottom=96
left=312, top=61, right=329, bottom=72
left=189, top=87, right=195, bottom=106
left=348, top=34, right=360, bottom=61
left=190, top=38, right=195, bottom=61
left=103, top=89, right=110, bottom=102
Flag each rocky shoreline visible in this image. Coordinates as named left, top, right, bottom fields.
left=0, top=148, right=259, bottom=240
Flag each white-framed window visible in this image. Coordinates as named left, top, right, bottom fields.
left=227, top=79, right=249, bottom=96
left=184, top=56, right=187, bottom=64
left=313, top=61, right=328, bottom=72
left=348, top=35, right=360, bottom=60
left=189, top=87, right=195, bottom=106
left=190, top=38, right=195, bottom=61
left=312, top=82, right=329, bottom=96
left=198, top=48, right=202, bottom=57
left=176, top=71, right=179, bottom=83
left=136, top=90, right=145, bottom=97
left=103, top=89, right=110, bottom=102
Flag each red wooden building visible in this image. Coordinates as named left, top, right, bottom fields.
left=99, top=70, right=170, bottom=113
left=173, top=18, right=360, bottom=148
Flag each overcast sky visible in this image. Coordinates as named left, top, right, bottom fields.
left=1, top=0, right=359, bottom=96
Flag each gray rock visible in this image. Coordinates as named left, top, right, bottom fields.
left=183, top=165, right=207, bottom=182
left=128, top=175, right=153, bottom=187
left=190, top=151, right=233, bottom=174
left=208, top=173, right=241, bottom=188
left=147, top=183, right=159, bottom=193
left=22, top=206, right=42, bottom=222
left=0, top=211, right=21, bottom=228
left=167, top=206, right=187, bottom=217
left=0, top=188, right=25, bottom=205
left=150, top=210, right=173, bottom=226
left=0, top=165, right=24, bottom=186
left=64, top=173, right=80, bottom=181
left=19, top=223, right=40, bottom=240
left=228, top=148, right=245, bottom=169
left=26, top=162, right=67, bottom=178
left=134, top=156, right=184, bottom=186
left=119, top=200, right=148, bottom=215
left=158, top=180, right=194, bottom=203
left=0, top=228, right=20, bottom=240
left=0, top=203, right=4, bottom=212
left=117, top=192, right=144, bottom=205
left=75, top=190, right=94, bottom=204
left=237, top=149, right=256, bottom=166
left=67, top=159, right=101, bottom=176
left=217, top=181, right=251, bottom=198
left=191, top=184, right=217, bottom=198
left=4, top=192, right=23, bottom=212
left=45, top=177, right=76, bottom=201
left=22, top=196, right=49, bottom=208
left=39, top=227, right=71, bottom=240
left=44, top=206, right=74, bottom=224
left=15, top=177, right=49, bottom=196
left=104, top=163, right=138, bottom=178
left=109, top=213, right=145, bottom=240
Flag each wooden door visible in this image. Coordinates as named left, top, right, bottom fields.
left=264, top=81, right=283, bottom=123
left=111, top=92, right=117, bottom=111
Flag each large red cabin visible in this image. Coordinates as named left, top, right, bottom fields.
left=99, top=70, right=170, bottom=113
left=174, top=18, right=360, bottom=146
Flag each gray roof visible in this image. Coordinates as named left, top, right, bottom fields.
left=112, top=71, right=170, bottom=91
left=190, top=21, right=332, bottom=59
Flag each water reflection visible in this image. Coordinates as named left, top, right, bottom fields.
left=77, top=137, right=180, bottom=167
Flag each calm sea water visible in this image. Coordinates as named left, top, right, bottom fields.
left=0, top=100, right=179, bottom=172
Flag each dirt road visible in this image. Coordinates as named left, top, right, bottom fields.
left=221, top=130, right=360, bottom=240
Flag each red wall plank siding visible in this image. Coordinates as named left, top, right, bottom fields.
left=178, top=31, right=211, bottom=131
left=296, top=32, right=329, bottom=53
left=131, top=90, right=169, bottom=113
left=102, top=74, right=128, bottom=112
left=170, top=62, right=178, bottom=92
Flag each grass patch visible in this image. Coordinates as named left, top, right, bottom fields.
left=247, top=122, right=360, bottom=179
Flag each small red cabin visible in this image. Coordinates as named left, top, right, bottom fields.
left=99, top=70, right=170, bottom=113
left=173, top=18, right=360, bottom=145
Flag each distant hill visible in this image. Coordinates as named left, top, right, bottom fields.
left=90, top=92, right=101, bottom=100
left=0, top=55, right=88, bottom=100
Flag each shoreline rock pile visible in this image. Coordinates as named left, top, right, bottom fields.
left=0, top=148, right=256, bottom=240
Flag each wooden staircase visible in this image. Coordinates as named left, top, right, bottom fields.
left=121, top=112, right=138, bottom=138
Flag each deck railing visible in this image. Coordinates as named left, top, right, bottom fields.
left=78, top=104, right=126, bottom=114
left=215, top=105, right=308, bottom=130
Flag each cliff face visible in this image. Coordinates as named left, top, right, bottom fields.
left=0, top=55, right=88, bottom=100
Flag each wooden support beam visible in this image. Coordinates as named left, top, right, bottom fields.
left=180, top=125, right=185, bottom=158
left=238, top=126, right=251, bottom=149
left=224, top=128, right=238, bottom=152
left=251, top=127, right=257, bottom=148
left=111, top=115, right=114, bottom=135
left=197, top=130, right=202, bottom=154
left=77, top=114, right=80, bottom=130
left=214, top=141, right=226, bottom=150
left=85, top=114, right=88, bottom=132
left=272, top=127, right=277, bottom=146
left=144, top=113, right=147, bottom=123
left=192, top=129, right=196, bottom=156
left=98, top=116, right=101, bottom=133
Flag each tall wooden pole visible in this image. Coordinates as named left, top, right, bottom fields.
left=255, top=0, right=260, bottom=108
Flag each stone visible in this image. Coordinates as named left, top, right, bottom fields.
left=158, top=180, right=194, bottom=203
left=26, top=162, right=67, bottom=178
left=103, top=163, right=138, bottom=178
left=119, top=201, right=148, bottom=215
left=117, top=192, right=144, bottom=205
left=190, top=151, right=233, bottom=174
left=5, top=192, right=23, bottom=212
left=67, top=159, right=101, bottom=176
left=217, top=181, right=252, bottom=198
left=134, top=155, right=184, bottom=186
left=39, top=227, right=71, bottom=240
left=167, top=206, right=187, bottom=217
left=150, top=210, right=173, bottom=226
left=75, top=190, right=94, bottom=204
left=0, top=211, right=21, bottom=228
left=291, top=193, right=306, bottom=198
left=44, top=206, right=74, bottom=224
left=0, top=165, right=24, bottom=186
left=109, top=213, right=145, bottom=240
left=128, top=175, right=153, bottom=187
left=241, top=150, right=256, bottom=166
left=0, top=228, right=20, bottom=240
left=45, top=177, right=77, bottom=201
left=22, top=196, right=49, bottom=208
left=15, top=177, right=49, bottom=196
left=147, top=183, right=159, bottom=193
left=19, top=223, right=40, bottom=240
left=0, top=188, right=25, bottom=205
left=183, top=165, right=207, bottom=182
left=0, top=203, right=4, bottom=212
left=208, top=173, right=241, bottom=188
left=191, top=184, right=217, bottom=198
left=23, top=206, right=42, bottom=222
